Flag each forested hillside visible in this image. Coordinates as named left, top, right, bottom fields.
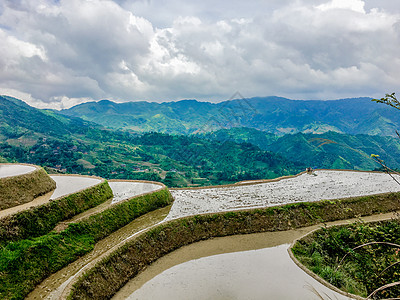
left=3, top=95, right=400, bottom=187
left=203, top=128, right=400, bottom=170
left=60, top=96, right=400, bottom=136
left=0, top=96, right=300, bottom=187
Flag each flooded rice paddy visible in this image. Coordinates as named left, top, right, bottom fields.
left=113, top=226, right=357, bottom=300
left=20, top=170, right=400, bottom=299
left=168, top=170, right=400, bottom=220
left=109, top=181, right=163, bottom=204
left=27, top=206, right=171, bottom=300
left=0, top=175, right=102, bottom=218
left=27, top=180, right=168, bottom=300
left=49, top=175, right=102, bottom=199
left=0, top=164, right=36, bottom=178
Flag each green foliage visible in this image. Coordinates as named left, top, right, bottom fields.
left=60, top=96, right=400, bottom=136
left=373, top=93, right=399, bottom=110
left=68, top=191, right=400, bottom=299
left=206, top=128, right=400, bottom=170
left=6, top=95, right=400, bottom=187
left=292, top=220, right=400, bottom=298
left=0, top=181, right=113, bottom=245
left=0, top=187, right=173, bottom=299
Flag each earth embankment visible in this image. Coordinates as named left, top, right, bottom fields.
left=0, top=163, right=56, bottom=210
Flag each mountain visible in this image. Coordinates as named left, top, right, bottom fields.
left=203, top=128, right=400, bottom=170
left=0, top=95, right=100, bottom=141
left=60, top=96, right=400, bottom=136
left=0, top=96, right=300, bottom=187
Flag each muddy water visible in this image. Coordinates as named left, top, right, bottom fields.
left=0, top=164, right=36, bottom=178
left=114, top=213, right=398, bottom=300
left=113, top=231, right=351, bottom=300
left=123, top=244, right=352, bottom=300
left=26, top=206, right=171, bottom=300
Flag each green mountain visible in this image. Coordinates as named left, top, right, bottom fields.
left=3, top=95, right=400, bottom=187
left=0, top=96, right=300, bottom=187
left=60, top=96, right=400, bottom=136
left=203, top=127, right=400, bottom=170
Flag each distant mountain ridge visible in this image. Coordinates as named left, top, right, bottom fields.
left=203, top=127, right=400, bottom=171
left=0, top=95, right=300, bottom=187
left=0, top=95, right=99, bottom=140
left=60, top=96, right=400, bottom=136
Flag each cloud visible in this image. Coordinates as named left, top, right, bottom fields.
left=317, top=0, right=366, bottom=13
left=0, top=0, right=399, bottom=108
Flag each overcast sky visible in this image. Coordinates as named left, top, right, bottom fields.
left=0, top=0, right=399, bottom=109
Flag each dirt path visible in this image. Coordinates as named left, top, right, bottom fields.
left=0, top=190, right=54, bottom=219
left=26, top=205, right=171, bottom=300
left=0, top=175, right=102, bottom=219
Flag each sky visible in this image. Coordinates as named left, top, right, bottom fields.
left=0, top=0, right=399, bottom=109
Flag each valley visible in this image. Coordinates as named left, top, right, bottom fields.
left=2, top=95, right=400, bottom=188
left=2, top=93, right=400, bottom=299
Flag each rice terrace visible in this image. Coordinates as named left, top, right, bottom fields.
left=1, top=1, right=400, bottom=299
left=1, top=163, right=400, bottom=299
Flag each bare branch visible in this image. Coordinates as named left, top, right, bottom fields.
left=371, top=156, right=400, bottom=185
left=378, top=261, right=400, bottom=277
left=367, top=281, right=400, bottom=299
left=336, top=241, right=400, bottom=271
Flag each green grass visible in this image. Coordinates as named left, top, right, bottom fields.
left=0, top=167, right=56, bottom=210
left=68, top=192, right=400, bottom=299
left=0, top=187, right=173, bottom=299
left=292, top=220, right=400, bottom=299
left=0, top=180, right=113, bottom=245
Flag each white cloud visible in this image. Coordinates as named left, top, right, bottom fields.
left=0, top=0, right=399, bottom=108
left=317, top=0, right=366, bottom=13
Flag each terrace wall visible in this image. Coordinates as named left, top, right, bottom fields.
left=67, top=191, right=400, bottom=299
left=0, top=164, right=56, bottom=210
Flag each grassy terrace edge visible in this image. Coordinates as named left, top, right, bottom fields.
left=0, top=164, right=56, bottom=210
left=290, top=219, right=400, bottom=299
left=0, top=178, right=113, bottom=245
left=0, top=184, right=173, bottom=299
left=67, top=191, right=400, bottom=299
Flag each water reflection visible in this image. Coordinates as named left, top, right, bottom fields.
left=125, top=245, right=350, bottom=300
left=114, top=231, right=354, bottom=300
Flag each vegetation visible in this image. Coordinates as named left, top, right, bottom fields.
left=5, top=95, right=400, bottom=187
left=60, top=96, right=400, bottom=136
left=289, top=93, right=400, bottom=300
left=292, top=220, right=400, bottom=299
left=0, top=180, right=112, bottom=245
left=0, top=166, right=56, bottom=210
left=204, top=128, right=400, bottom=171
left=0, top=95, right=302, bottom=187
left=0, top=187, right=173, bottom=299
left=68, top=191, right=400, bottom=299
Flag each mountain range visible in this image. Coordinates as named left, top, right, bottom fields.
left=0, top=95, right=299, bottom=187
left=60, top=96, right=400, bottom=136
left=2, top=94, right=400, bottom=187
